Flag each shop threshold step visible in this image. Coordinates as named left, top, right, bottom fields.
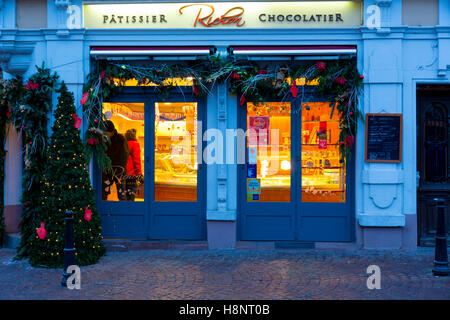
left=103, top=240, right=208, bottom=251
left=274, top=241, right=315, bottom=249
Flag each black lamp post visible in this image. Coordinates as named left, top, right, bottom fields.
left=61, top=210, right=76, bottom=286
left=432, top=198, right=449, bottom=276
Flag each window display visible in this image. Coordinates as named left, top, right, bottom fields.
left=247, top=102, right=291, bottom=202
left=154, top=102, right=198, bottom=202
left=102, top=102, right=145, bottom=202
left=301, top=102, right=346, bottom=202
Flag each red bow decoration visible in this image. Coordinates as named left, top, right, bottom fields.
left=6, top=105, right=11, bottom=118
left=26, top=80, right=40, bottom=90
left=37, top=222, right=47, bottom=240
left=315, top=62, right=326, bottom=73
left=240, top=94, right=246, bottom=107
left=345, top=135, right=355, bottom=147
left=231, top=72, right=241, bottom=80
left=73, top=114, right=82, bottom=129
left=87, top=138, right=99, bottom=146
left=193, top=85, right=199, bottom=96
left=290, top=84, right=298, bottom=98
left=84, top=207, right=92, bottom=222
left=80, top=92, right=89, bottom=105
left=334, top=77, right=347, bottom=86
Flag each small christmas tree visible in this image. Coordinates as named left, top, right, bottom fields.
left=27, top=82, right=105, bottom=267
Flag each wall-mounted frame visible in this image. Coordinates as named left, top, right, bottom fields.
left=364, top=113, right=403, bottom=163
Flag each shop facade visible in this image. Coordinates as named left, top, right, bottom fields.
left=2, top=0, right=449, bottom=250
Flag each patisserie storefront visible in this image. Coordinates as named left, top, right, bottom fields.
left=7, top=0, right=445, bottom=250
left=82, top=1, right=361, bottom=245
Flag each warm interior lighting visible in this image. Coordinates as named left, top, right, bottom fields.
left=154, top=102, right=198, bottom=202
left=102, top=102, right=145, bottom=202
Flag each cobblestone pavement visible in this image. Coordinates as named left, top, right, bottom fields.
left=0, top=247, right=449, bottom=300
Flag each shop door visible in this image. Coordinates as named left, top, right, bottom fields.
left=97, top=90, right=206, bottom=240
left=417, top=87, right=450, bottom=246
left=238, top=100, right=354, bottom=241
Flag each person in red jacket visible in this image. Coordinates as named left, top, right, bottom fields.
left=125, top=129, right=142, bottom=201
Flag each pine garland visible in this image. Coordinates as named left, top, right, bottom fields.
left=14, top=64, right=59, bottom=260
left=82, top=57, right=363, bottom=167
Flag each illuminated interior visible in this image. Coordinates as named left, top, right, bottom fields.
left=246, top=101, right=346, bottom=203
left=247, top=102, right=291, bottom=202
left=301, top=102, right=346, bottom=202
left=102, top=102, right=145, bottom=202
left=154, top=102, right=198, bottom=202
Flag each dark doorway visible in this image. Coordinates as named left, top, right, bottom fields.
left=417, top=85, right=450, bottom=246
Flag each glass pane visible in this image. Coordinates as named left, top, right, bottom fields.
left=102, top=102, right=145, bottom=202
left=247, top=102, right=291, bottom=202
left=301, top=102, right=346, bottom=202
left=155, top=102, right=198, bottom=202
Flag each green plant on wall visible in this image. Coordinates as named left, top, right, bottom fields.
left=13, top=64, right=59, bottom=259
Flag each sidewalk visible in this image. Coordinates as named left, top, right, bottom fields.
left=0, top=247, right=448, bottom=300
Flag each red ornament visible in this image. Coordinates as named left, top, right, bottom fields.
left=345, top=135, right=355, bottom=147
left=6, top=105, right=11, bottom=118
left=349, top=111, right=354, bottom=116
left=36, top=222, right=47, bottom=240
left=100, top=70, right=106, bottom=81
left=334, top=77, right=346, bottom=86
left=193, top=85, right=199, bottom=96
left=84, top=207, right=92, bottom=222
left=257, top=69, right=268, bottom=75
left=26, top=80, right=40, bottom=90
left=315, top=62, right=326, bottom=72
left=231, top=72, right=241, bottom=80
left=94, top=119, right=98, bottom=123
left=360, top=75, right=364, bottom=80
left=87, top=138, right=99, bottom=146
left=73, top=114, right=82, bottom=129
left=290, top=84, right=298, bottom=98
left=80, top=92, right=89, bottom=105
left=240, top=94, right=246, bottom=106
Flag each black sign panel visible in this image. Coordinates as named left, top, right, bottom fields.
left=365, top=113, right=402, bottom=163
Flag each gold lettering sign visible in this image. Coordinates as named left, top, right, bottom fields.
left=83, top=2, right=362, bottom=29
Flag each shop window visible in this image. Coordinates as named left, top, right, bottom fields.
left=16, top=0, right=47, bottom=29
left=154, top=102, right=198, bottom=202
left=402, top=0, right=438, bottom=26
left=301, top=102, right=346, bottom=203
left=102, top=103, right=145, bottom=202
left=247, top=102, right=291, bottom=202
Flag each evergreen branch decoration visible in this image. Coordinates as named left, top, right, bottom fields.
left=82, top=57, right=363, bottom=166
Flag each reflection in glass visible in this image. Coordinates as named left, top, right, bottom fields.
left=301, top=102, right=346, bottom=202
left=102, top=102, right=145, bottom=202
left=247, top=102, right=291, bottom=202
left=154, top=102, right=198, bottom=202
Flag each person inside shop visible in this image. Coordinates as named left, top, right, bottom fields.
left=125, top=128, right=143, bottom=201
left=102, top=120, right=129, bottom=201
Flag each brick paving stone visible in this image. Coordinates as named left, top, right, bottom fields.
left=0, top=247, right=449, bottom=300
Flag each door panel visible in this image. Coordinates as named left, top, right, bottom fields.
left=149, top=96, right=206, bottom=240
left=417, top=87, right=450, bottom=246
left=96, top=90, right=206, bottom=240
left=239, top=99, right=354, bottom=242
left=96, top=97, right=147, bottom=240
left=239, top=102, right=296, bottom=240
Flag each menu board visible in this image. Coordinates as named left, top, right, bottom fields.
left=365, top=113, right=402, bottom=163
